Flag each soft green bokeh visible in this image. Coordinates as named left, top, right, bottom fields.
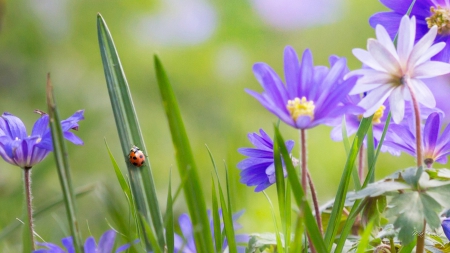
left=0, top=0, right=438, bottom=251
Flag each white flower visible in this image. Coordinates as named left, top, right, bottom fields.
left=346, top=15, right=450, bottom=123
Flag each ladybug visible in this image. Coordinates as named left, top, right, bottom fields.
left=129, top=146, right=145, bottom=167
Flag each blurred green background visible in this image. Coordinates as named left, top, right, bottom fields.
left=0, top=0, right=442, bottom=251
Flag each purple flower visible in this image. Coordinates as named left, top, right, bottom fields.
left=442, top=218, right=450, bottom=241
left=383, top=112, right=450, bottom=167
left=33, top=230, right=134, bottom=253
left=237, top=129, right=294, bottom=192
left=0, top=110, right=84, bottom=168
left=370, top=0, right=450, bottom=62
left=174, top=210, right=248, bottom=253
left=247, top=46, right=362, bottom=130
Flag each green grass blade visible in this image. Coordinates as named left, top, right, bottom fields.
left=212, top=176, right=223, bottom=253
left=165, top=169, right=175, bottom=253
left=274, top=126, right=327, bottom=252
left=366, top=124, right=375, bottom=183
left=368, top=112, right=391, bottom=183
left=291, top=215, right=304, bottom=253
left=224, top=165, right=238, bottom=253
left=323, top=116, right=373, bottom=250
left=105, top=139, right=138, bottom=229
left=140, top=215, right=163, bottom=253
left=285, top=181, right=292, bottom=251
left=262, top=191, right=284, bottom=253
left=97, top=14, right=164, bottom=250
left=341, top=116, right=361, bottom=190
left=46, top=74, right=83, bottom=253
left=273, top=132, right=288, bottom=252
left=154, top=54, right=214, bottom=252
left=355, top=219, right=374, bottom=253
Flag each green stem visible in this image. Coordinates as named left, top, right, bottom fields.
left=23, top=167, right=35, bottom=251
left=390, top=237, right=396, bottom=253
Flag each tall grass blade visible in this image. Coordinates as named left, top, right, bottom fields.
left=97, top=14, right=164, bottom=250
left=262, top=191, right=284, bottom=253
left=154, top=54, right=214, bottom=252
left=165, top=169, right=174, bottom=253
left=46, top=74, right=83, bottom=253
left=274, top=125, right=327, bottom=252
left=273, top=132, right=288, bottom=252
left=291, top=215, right=304, bottom=253
left=341, top=116, right=361, bottom=190
left=323, top=116, right=372, bottom=250
left=355, top=219, right=374, bottom=253
left=211, top=176, right=223, bottom=253
left=224, top=165, right=238, bottom=253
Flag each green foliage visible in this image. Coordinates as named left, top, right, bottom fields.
left=154, top=54, right=214, bottom=252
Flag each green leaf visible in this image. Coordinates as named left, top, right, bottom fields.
left=262, top=192, right=283, bottom=253
left=154, top=54, right=214, bottom=252
left=165, top=169, right=175, bottom=253
left=355, top=219, right=374, bottom=253
left=274, top=125, right=327, bottom=252
left=140, top=215, right=163, bottom=253
left=211, top=176, right=223, bottom=253
left=97, top=14, right=164, bottom=250
left=273, top=131, right=288, bottom=252
left=46, top=74, right=83, bottom=253
left=323, top=116, right=373, bottom=250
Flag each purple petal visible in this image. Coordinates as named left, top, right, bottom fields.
left=1, top=112, right=27, bottom=140
left=369, top=12, right=402, bottom=39
left=31, top=115, right=49, bottom=137
left=84, top=237, right=97, bottom=253
left=98, top=230, right=116, bottom=253
left=62, top=237, right=75, bottom=253
left=284, top=46, right=300, bottom=96
left=237, top=147, right=272, bottom=158
left=252, top=63, right=288, bottom=107
left=61, top=110, right=85, bottom=131
left=63, top=132, right=84, bottom=146
left=442, top=219, right=450, bottom=241
left=423, top=112, right=441, bottom=152
left=299, top=49, right=314, bottom=97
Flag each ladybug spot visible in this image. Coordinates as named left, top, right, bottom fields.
left=133, top=162, right=138, bottom=166
left=139, top=155, right=143, bottom=158
left=132, top=156, right=137, bottom=160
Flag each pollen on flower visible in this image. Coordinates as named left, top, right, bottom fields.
left=286, top=97, right=315, bottom=121
left=426, top=6, right=450, bottom=34
left=358, top=105, right=385, bottom=124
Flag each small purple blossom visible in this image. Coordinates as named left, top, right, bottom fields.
left=0, top=110, right=84, bottom=168
left=370, top=0, right=450, bottom=62
left=33, top=230, right=134, bottom=253
left=174, top=210, right=248, bottom=253
left=237, top=129, right=294, bottom=192
left=383, top=112, right=450, bottom=167
left=443, top=218, right=450, bottom=241
left=247, top=46, right=362, bottom=130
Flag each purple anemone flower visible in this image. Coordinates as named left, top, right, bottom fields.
left=237, top=129, right=294, bottom=192
left=247, top=46, right=362, bottom=130
left=370, top=0, right=450, bottom=62
left=33, top=230, right=135, bottom=253
left=174, top=210, right=249, bottom=253
left=442, top=218, right=450, bottom=241
left=383, top=112, right=450, bottom=167
left=0, top=110, right=84, bottom=168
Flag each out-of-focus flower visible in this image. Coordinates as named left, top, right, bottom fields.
left=442, top=218, right=450, bottom=241
left=346, top=15, right=450, bottom=124
left=33, top=230, right=134, bottom=253
left=0, top=110, right=84, bottom=168
left=250, top=0, right=344, bottom=30
left=174, top=210, right=248, bottom=253
left=247, top=46, right=362, bottom=130
left=383, top=112, right=450, bottom=167
left=237, top=129, right=294, bottom=192
left=370, top=0, right=450, bottom=62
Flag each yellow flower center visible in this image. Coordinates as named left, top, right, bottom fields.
left=426, top=6, right=450, bottom=34
left=286, top=97, right=315, bottom=121
left=358, top=105, right=385, bottom=124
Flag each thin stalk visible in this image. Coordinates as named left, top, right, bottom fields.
left=300, top=129, right=307, bottom=194
left=405, top=77, right=424, bottom=252
left=23, top=167, right=35, bottom=251
left=307, top=171, right=322, bottom=235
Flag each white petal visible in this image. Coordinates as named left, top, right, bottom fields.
left=389, top=88, right=406, bottom=124
left=357, top=70, right=394, bottom=84
left=409, top=78, right=436, bottom=108
left=414, top=42, right=446, bottom=67
left=359, top=85, right=394, bottom=117
left=397, top=16, right=415, bottom=62
left=413, top=61, right=450, bottom=78
left=352, top=47, right=385, bottom=72
left=408, top=26, right=440, bottom=67
left=350, top=82, right=385, bottom=94
left=376, top=25, right=398, bottom=60
left=368, top=40, right=401, bottom=74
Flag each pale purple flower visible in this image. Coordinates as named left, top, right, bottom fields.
left=237, top=129, right=294, bottom=192
left=347, top=15, right=450, bottom=124
left=370, top=0, right=450, bottom=62
left=383, top=112, right=450, bottom=167
left=442, top=218, right=450, bottom=241
left=247, top=46, right=362, bottom=130
left=33, top=230, right=134, bottom=253
left=174, top=210, right=248, bottom=253
left=0, top=110, right=84, bottom=168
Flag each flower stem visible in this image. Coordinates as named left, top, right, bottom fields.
left=358, top=146, right=365, bottom=183
left=405, top=77, right=424, bottom=253
left=300, top=129, right=323, bottom=236
left=23, top=167, right=35, bottom=251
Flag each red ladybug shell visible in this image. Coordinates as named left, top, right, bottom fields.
left=129, top=146, right=145, bottom=167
